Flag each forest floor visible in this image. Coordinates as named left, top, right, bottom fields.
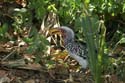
left=0, top=42, right=93, bottom=83
left=0, top=42, right=125, bottom=83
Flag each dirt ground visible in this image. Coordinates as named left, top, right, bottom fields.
left=0, top=64, right=93, bottom=83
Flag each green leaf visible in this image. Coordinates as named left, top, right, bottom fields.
left=119, top=37, right=125, bottom=44
left=0, top=23, right=8, bottom=36
left=34, top=55, right=41, bottom=63
left=85, top=0, right=90, bottom=4
left=29, top=27, right=38, bottom=37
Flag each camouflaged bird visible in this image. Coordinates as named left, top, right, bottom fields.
left=51, top=26, right=88, bottom=69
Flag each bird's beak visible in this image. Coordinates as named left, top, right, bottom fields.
left=49, top=28, right=62, bottom=35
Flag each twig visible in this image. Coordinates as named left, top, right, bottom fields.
left=2, top=50, right=16, bottom=61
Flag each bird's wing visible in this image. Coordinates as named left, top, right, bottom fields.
left=65, top=42, right=88, bottom=59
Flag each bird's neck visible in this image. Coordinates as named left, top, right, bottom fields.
left=64, top=38, right=74, bottom=46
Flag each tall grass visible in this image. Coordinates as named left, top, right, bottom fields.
left=82, top=16, right=107, bottom=83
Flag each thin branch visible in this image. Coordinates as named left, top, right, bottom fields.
left=2, top=50, right=16, bottom=61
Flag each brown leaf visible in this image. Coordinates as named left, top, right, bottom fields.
left=0, top=70, right=7, bottom=77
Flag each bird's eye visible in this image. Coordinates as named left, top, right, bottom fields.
left=60, top=29, right=65, bottom=33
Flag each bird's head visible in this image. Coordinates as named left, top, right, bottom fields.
left=50, top=26, right=75, bottom=44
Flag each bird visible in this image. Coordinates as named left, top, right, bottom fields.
left=50, top=26, right=88, bottom=69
